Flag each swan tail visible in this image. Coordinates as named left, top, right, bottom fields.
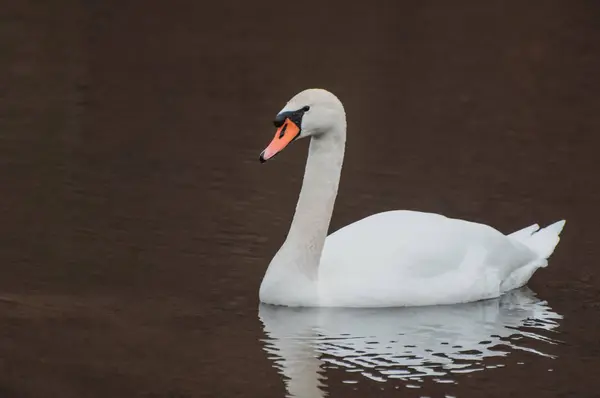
left=510, top=220, right=566, bottom=259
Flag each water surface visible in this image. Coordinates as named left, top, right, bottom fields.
left=2, top=1, right=600, bottom=397
left=261, top=288, right=562, bottom=397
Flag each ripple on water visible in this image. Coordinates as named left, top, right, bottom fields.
left=259, top=287, right=562, bottom=396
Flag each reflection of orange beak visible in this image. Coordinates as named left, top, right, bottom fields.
left=259, top=118, right=301, bottom=163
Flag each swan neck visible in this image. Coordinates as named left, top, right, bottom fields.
left=285, top=126, right=346, bottom=276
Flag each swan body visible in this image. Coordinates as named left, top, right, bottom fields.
left=258, top=88, right=565, bottom=307
left=317, top=211, right=564, bottom=307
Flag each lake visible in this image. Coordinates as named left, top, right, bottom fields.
left=1, top=1, right=599, bottom=397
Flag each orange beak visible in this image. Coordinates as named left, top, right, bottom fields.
left=259, top=118, right=301, bottom=163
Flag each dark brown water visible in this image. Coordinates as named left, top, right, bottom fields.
left=2, top=1, right=600, bottom=397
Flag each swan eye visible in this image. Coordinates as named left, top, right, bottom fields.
left=302, top=106, right=310, bottom=112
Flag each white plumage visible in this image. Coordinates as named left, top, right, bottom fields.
left=259, top=89, right=565, bottom=307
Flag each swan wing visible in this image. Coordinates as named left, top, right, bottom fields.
left=318, top=211, right=559, bottom=307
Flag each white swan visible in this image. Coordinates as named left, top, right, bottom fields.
left=258, top=88, right=565, bottom=307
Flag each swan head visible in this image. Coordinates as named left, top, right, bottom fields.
left=260, top=88, right=345, bottom=163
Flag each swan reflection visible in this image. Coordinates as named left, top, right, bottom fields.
left=259, top=287, right=561, bottom=397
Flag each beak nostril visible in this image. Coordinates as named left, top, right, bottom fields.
left=278, top=123, right=288, bottom=139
